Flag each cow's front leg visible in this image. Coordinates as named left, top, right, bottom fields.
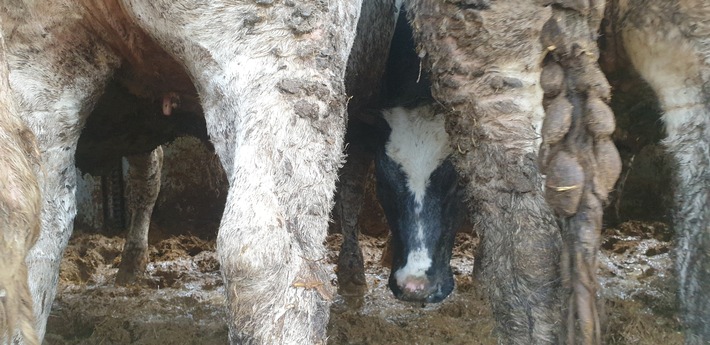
left=408, top=2, right=563, bottom=343
left=116, top=146, right=164, bottom=286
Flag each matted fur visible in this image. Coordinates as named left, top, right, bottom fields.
left=616, top=1, right=710, bottom=343
left=2, top=2, right=121, bottom=340
left=2, top=0, right=361, bottom=344
left=0, top=27, right=40, bottom=345
left=406, top=1, right=563, bottom=343
left=2, top=1, right=707, bottom=344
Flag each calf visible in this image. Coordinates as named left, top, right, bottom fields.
left=336, top=7, right=465, bottom=304
left=375, top=104, right=464, bottom=302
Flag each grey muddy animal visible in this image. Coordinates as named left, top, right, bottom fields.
left=0, top=27, right=41, bottom=345
left=611, top=1, right=710, bottom=343
left=0, top=0, right=707, bottom=344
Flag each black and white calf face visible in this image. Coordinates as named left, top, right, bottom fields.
left=375, top=105, right=464, bottom=303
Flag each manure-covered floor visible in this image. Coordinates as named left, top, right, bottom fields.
left=43, top=220, right=682, bottom=345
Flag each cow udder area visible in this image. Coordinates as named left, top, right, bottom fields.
left=44, top=221, right=682, bottom=345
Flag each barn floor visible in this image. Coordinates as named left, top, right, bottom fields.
left=43, top=221, right=683, bottom=345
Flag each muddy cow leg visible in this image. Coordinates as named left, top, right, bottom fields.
left=116, top=146, right=164, bottom=286
left=119, top=1, right=362, bottom=343
left=619, top=2, right=710, bottom=343
left=2, top=4, right=119, bottom=341
left=408, top=2, right=563, bottom=343
left=0, top=28, right=41, bottom=345
left=335, top=133, right=372, bottom=300
left=661, top=75, right=710, bottom=345
left=335, top=0, right=398, bottom=301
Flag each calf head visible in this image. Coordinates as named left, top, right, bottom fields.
left=375, top=104, right=464, bottom=303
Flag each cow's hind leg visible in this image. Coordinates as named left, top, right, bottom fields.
left=408, top=2, right=563, bottom=343
left=215, top=74, right=351, bottom=343
left=0, top=28, right=41, bottom=345
left=116, top=146, right=164, bottom=286
left=117, top=1, right=361, bottom=342
left=215, top=65, right=352, bottom=344
left=664, top=88, right=710, bottom=345
left=620, top=3, right=710, bottom=341
left=2, top=5, right=119, bottom=340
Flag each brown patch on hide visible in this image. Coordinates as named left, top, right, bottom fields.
left=287, top=4, right=322, bottom=35
left=294, top=100, right=320, bottom=119
left=277, top=79, right=330, bottom=99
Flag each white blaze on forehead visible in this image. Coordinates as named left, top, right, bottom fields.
left=394, top=247, right=432, bottom=284
left=383, top=105, right=448, bottom=279
left=383, top=105, right=451, bottom=207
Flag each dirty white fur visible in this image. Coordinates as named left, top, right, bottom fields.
left=119, top=1, right=362, bottom=344
left=3, top=1, right=362, bottom=344
left=383, top=106, right=451, bottom=207
left=620, top=1, right=710, bottom=342
left=4, top=5, right=121, bottom=338
left=394, top=247, right=432, bottom=285
left=495, top=66, right=547, bottom=153
left=622, top=26, right=705, bottom=134
left=0, top=26, right=40, bottom=345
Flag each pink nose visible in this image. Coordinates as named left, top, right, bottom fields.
left=399, top=275, right=431, bottom=297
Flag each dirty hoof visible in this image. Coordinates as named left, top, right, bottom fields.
left=337, top=277, right=367, bottom=297
left=115, top=259, right=147, bottom=286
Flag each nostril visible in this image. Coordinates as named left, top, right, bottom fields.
left=399, top=276, right=430, bottom=294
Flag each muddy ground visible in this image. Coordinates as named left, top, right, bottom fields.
left=43, top=220, right=682, bottom=345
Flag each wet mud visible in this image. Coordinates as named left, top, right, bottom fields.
left=44, top=221, right=681, bottom=345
